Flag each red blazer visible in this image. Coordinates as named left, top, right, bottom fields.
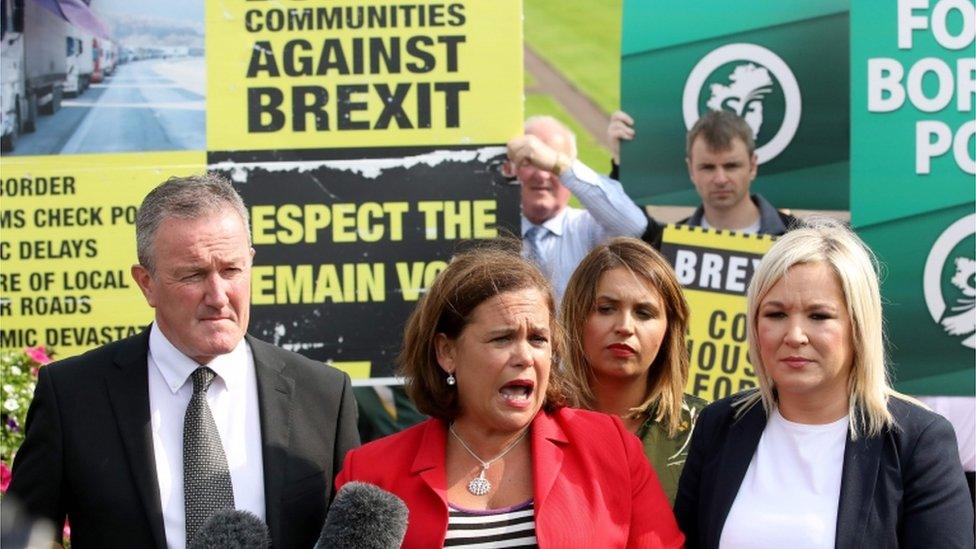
left=336, top=407, right=684, bottom=548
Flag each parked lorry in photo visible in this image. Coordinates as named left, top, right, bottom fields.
left=93, top=37, right=118, bottom=82
left=63, top=31, right=93, bottom=97
left=102, top=38, right=117, bottom=76
left=1, top=0, right=69, bottom=151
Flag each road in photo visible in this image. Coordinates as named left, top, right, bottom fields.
left=10, top=56, right=204, bottom=156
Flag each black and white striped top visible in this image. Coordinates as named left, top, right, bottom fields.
left=444, top=499, right=538, bottom=548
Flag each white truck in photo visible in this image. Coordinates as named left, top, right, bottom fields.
left=1, top=0, right=70, bottom=151
left=63, top=31, right=93, bottom=97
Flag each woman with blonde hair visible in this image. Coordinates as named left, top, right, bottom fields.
left=675, top=218, right=973, bottom=548
left=561, top=236, right=706, bottom=503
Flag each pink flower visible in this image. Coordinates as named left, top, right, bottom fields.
left=24, top=347, right=51, bottom=365
left=1, top=461, right=11, bottom=493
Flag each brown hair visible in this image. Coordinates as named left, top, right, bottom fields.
left=686, top=110, right=756, bottom=158
left=398, top=241, right=570, bottom=421
left=560, top=237, right=690, bottom=436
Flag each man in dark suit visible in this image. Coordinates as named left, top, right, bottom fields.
left=8, top=174, right=359, bottom=548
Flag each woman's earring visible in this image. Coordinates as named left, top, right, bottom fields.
left=446, top=373, right=456, bottom=386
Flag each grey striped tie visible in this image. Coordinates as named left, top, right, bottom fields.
left=183, top=367, right=235, bottom=544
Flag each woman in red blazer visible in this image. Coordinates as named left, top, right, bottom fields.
left=335, top=245, right=683, bottom=548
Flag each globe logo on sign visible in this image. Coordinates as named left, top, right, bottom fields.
left=706, top=64, right=774, bottom=140
left=683, top=44, right=801, bottom=164
left=924, top=214, right=976, bottom=349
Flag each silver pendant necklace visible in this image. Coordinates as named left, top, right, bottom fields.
left=449, top=423, right=530, bottom=496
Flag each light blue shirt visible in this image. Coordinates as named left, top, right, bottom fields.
left=521, top=159, right=647, bottom=303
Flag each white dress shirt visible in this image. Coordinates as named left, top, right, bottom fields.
left=147, top=325, right=266, bottom=549
left=521, top=159, right=648, bottom=302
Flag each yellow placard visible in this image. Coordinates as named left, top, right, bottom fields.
left=684, top=291, right=758, bottom=401
left=206, top=1, right=523, bottom=151
left=330, top=360, right=372, bottom=380
left=0, top=151, right=207, bottom=356
left=661, top=225, right=776, bottom=402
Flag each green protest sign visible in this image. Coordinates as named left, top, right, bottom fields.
left=851, top=0, right=975, bottom=395
left=619, top=1, right=849, bottom=210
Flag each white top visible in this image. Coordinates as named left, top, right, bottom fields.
left=520, top=159, right=647, bottom=303
left=720, top=408, right=849, bottom=549
left=700, top=215, right=762, bottom=234
left=147, top=325, right=266, bottom=549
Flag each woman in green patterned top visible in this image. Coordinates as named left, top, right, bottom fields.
left=561, top=237, right=706, bottom=504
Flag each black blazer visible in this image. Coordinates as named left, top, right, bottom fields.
left=8, top=328, right=360, bottom=548
left=674, top=393, right=974, bottom=548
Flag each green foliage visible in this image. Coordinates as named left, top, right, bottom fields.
left=524, top=0, right=622, bottom=114
left=522, top=0, right=618, bottom=208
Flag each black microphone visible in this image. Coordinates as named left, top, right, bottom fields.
left=188, top=509, right=270, bottom=549
left=315, top=482, right=409, bottom=549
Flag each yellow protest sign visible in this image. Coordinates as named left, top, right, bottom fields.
left=660, top=225, right=776, bottom=402
left=0, top=1, right=522, bottom=382
left=206, top=1, right=523, bottom=151
left=0, top=152, right=206, bottom=356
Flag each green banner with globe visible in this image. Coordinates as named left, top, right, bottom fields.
left=851, top=1, right=974, bottom=396
left=619, top=1, right=849, bottom=210
left=619, top=0, right=974, bottom=395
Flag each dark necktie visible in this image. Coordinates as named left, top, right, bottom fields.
left=183, top=366, right=235, bottom=544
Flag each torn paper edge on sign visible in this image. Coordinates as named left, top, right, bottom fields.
left=210, top=146, right=507, bottom=183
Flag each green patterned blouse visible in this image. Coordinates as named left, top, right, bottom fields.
left=634, top=393, right=708, bottom=506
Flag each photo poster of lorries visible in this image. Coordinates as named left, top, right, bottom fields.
left=0, top=0, right=525, bottom=383
left=1, top=0, right=204, bottom=155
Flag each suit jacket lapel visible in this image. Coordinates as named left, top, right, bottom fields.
left=706, top=403, right=766, bottom=549
left=411, top=419, right=449, bottom=543
left=105, top=328, right=167, bottom=549
left=532, top=411, right=567, bottom=518
left=411, top=419, right=448, bottom=497
left=249, top=335, right=294, bottom=547
left=834, top=423, right=882, bottom=549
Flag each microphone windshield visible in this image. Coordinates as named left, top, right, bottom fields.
left=316, top=482, right=409, bottom=549
left=188, top=509, right=270, bottom=549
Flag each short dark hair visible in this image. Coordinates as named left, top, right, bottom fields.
left=686, top=110, right=756, bottom=158
left=398, top=241, right=570, bottom=421
left=135, top=173, right=249, bottom=272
